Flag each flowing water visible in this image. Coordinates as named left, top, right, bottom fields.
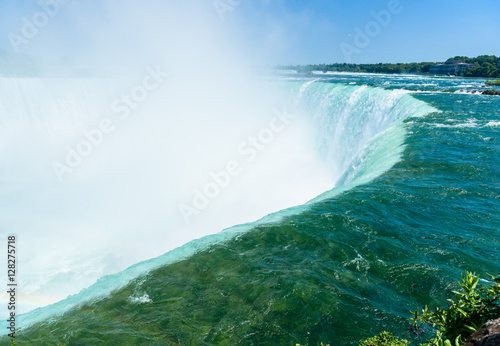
left=1, top=72, right=499, bottom=345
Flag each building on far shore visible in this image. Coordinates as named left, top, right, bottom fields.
left=429, top=60, right=476, bottom=76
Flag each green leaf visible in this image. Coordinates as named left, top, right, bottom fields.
left=464, top=325, right=476, bottom=332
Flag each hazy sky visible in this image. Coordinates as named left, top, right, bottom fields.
left=232, top=0, right=500, bottom=64
left=0, top=0, right=499, bottom=66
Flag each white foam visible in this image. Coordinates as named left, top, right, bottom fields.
left=1, top=80, right=437, bottom=332
left=434, top=119, right=479, bottom=128
left=485, top=121, right=500, bottom=127
left=128, top=294, right=152, bottom=304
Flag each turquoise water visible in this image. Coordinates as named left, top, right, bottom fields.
left=3, top=73, right=500, bottom=345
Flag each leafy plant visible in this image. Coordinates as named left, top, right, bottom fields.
left=410, top=272, right=500, bottom=346
left=482, top=89, right=500, bottom=95
left=485, top=79, right=500, bottom=86
left=359, top=331, right=410, bottom=346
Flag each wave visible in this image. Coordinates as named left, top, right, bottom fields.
left=0, top=77, right=437, bottom=332
left=286, top=81, right=436, bottom=184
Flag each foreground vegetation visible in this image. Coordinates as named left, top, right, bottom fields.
left=281, top=55, right=500, bottom=78
left=359, top=331, right=410, bottom=346
left=359, top=272, right=500, bottom=346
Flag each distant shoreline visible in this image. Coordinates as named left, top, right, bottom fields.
left=273, top=69, right=499, bottom=79
left=278, top=55, right=500, bottom=78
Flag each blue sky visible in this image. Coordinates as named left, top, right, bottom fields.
left=0, top=0, right=499, bottom=66
left=231, top=0, right=500, bottom=64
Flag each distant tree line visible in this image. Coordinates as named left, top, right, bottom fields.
left=281, top=55, right=500, bottom=78
left=285, top=62, right=435, bottom=75
left=453, top=55, right=500, bottom=78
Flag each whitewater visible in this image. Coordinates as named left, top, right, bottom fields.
left=0, top=64, right=499, bottom=345
left=0, top=0, right=498, bottom=343
left=0, top=72, right=438, bottom=331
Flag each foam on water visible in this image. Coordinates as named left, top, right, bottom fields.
left=1, top=79, right=438, bottom=331
left=0, top=74, right=334, bottom=316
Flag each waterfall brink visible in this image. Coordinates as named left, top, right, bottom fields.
left=0, top=76, right=435, bottom=331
